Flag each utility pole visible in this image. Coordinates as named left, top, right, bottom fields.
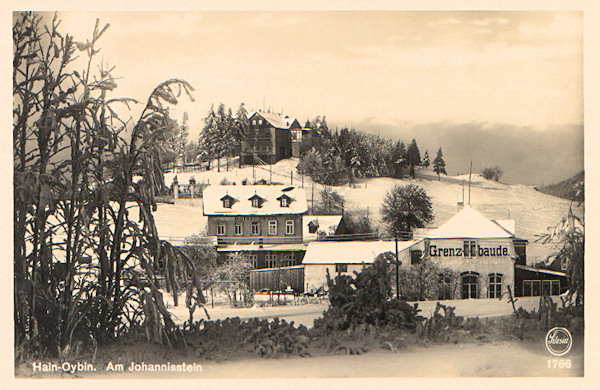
left=291, top=170, right=293, bottom=185
left=395, top=231, right=399, bottom=300
left=468, top=159, right=472, bottom=205
left=301, top=173, right=304, bottom=188
left=311, top=183, right=315, bottom=214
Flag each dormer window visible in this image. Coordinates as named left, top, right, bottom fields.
left=277, top=194, right=292, bottom=208
left=249, top=194, right=263, bottom=208
left=220, top=194, right=235, bottom=209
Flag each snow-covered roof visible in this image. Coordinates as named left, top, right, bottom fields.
left=217, top=243, right=307, bottom=252
left=127, top=201, right=208, bottom=244
left=425, top=205, right=515, bottom=239
left=492, top=219, right=516, bottom=236
left=302, top=240, right=422, bottom=265
left=203, top=185, right=308, bottom=216
left=515, top=265, right=567, bottom=277
left=248, top=111, right=300, bottom=129
left=302, top=215, right=343, bottom=242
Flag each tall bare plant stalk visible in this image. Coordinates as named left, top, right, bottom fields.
left=14, top=12, right=207, bottom=357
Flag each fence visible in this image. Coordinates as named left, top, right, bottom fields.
left=249, top=265, right=305, bottom=293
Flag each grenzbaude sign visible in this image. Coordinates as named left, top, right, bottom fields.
left=429, top=245, right=509, bottom=257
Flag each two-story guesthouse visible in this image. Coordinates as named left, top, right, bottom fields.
left=417, top=205, right=522, bottom=299
left=203, top=185, right=308, bottom=269
left=240, top=111, right=304, bottom=165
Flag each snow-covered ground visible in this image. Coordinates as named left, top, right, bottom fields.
left=183, top=341, right=583, bottom=377
left=153, top=158, right=578, bottom=263
left=165, top=295, right=566, bottom=327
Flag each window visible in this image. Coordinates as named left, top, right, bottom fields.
left=552, top=280, right=560, bottom=295
left=488, top=273, right=503, bottom=298
left=335, top=264, right=348, bottom=273
left=532, top=280, right=541, bottom=296
left=282, top=252, right=295, bottom=267
left=217, top=223, right=226, bottom=236
left=258, top=119, right=263, bottom=125
left=252, top=120, right=256, bottom=125
left=462, top=272, right=478, bottom=299
left=268, top=220, right=277, bottom=235
left=463, top=240, right=477, bottom=258
left=410, top=250, right=422, bottom=265
left=561, top=258, right=568, bottom=271
left=523, top=280, right=544, bottom=297
left=234, top=223, right=243, bottom=236
left=223, top=198, right=231, bottom=208
left=286, top=220, right=294, bottom=235
left=252, top=198, right=260, bottom=208
left=280, top=197, right=289, bottom=207
left=542, top=280, right=552, bottom=296
left=523, top=280, right=532, bottom=297
left=251, top=221, right=260, bottom=235
left=245, top=254, right=257, bottom=268
left=265, top=254, right=278, bottom=268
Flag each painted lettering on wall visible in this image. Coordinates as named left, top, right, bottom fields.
left=429, top=245, right=509, bottom=257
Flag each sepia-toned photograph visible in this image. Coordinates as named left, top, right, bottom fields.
left=11, top=7, right=586, bottom=381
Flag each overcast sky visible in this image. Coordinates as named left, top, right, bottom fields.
left=50, top=11, right=582, bottom=139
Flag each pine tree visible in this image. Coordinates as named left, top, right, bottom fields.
left=407, top=139, right=421, bottom=167
left=199, top=105, right=219, bottom=170
left=433, top=147, right=447, bottom=180
left=236, top=103, right=251, bottom=167
left=321, top=115, right=328, bottom=131
left=422, top=150, right=430, bottom=169
left=392, top=141, right=407, bottom=179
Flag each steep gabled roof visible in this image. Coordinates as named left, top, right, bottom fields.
left=426, top=206, right=515, bottom=239
left=203, top=185, right=308, bottom=216
left=248, top=111, right=300, bottom=129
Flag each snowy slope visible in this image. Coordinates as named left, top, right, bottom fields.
left=154, top=158, right=580, bottom=264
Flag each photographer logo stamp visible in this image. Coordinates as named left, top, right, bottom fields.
left=545, top=327, right=573, bottom=357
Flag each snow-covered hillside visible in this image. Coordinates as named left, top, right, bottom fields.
left=153, top=158, right=580, bottom=264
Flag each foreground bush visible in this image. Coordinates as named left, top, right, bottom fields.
left=180, top=317, right=311, bottom=360
left=313, top=258, right=425, bottom=334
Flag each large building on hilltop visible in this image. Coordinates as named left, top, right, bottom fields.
left=203, top=184, right=308, bottom=269
left=240, top=111, right=308, bottom=165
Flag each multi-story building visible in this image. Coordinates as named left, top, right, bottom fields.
left=419, top=205, right=567, bottom=298
left=240, top=111, right=304, bottom=165
left=203, top=185, right=308, bottom=269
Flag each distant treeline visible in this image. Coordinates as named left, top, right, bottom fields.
left=297, top=125, right=446, bottom=185
left=536, top=171, right=584, bottom=202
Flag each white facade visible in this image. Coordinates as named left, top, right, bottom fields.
left=422, top=206, right=519, bottom=299
left=424, top=237, right=516, bottom=299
